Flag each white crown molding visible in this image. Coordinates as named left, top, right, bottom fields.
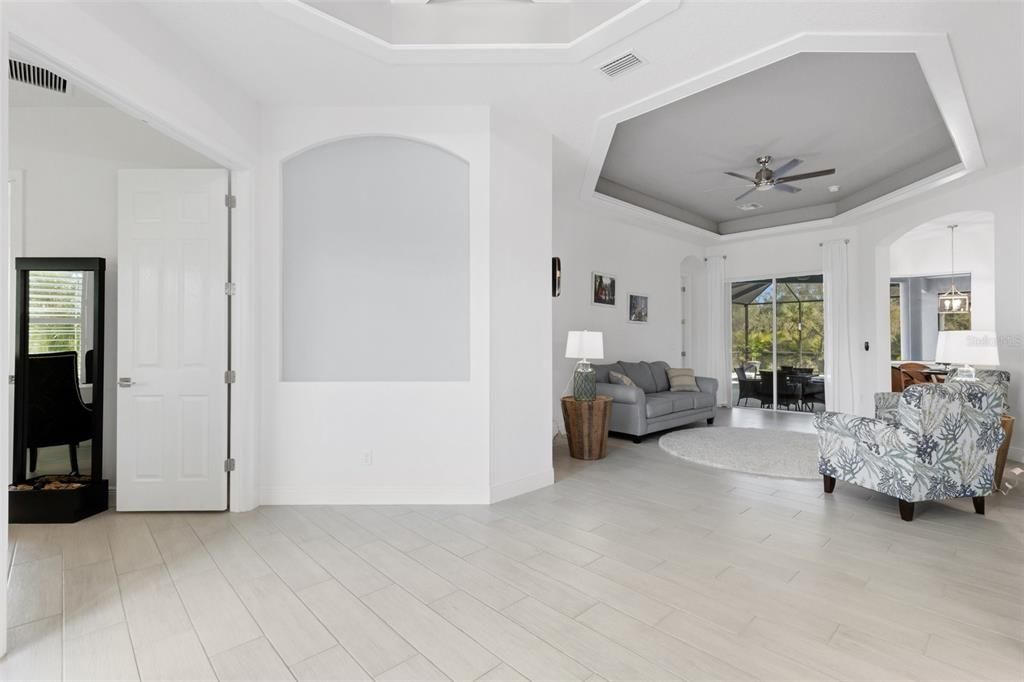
left=262, top=0, right=679, bottom=64
left=581, top=32, right=986, bottom=242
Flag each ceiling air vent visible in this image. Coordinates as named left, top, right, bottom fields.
left=737, top=202, right=762, bottom=211
left=599, top=52, right=643, bottom=78
left=8, top=59, right=67, bottom=94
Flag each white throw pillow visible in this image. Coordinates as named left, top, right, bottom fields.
left=667, top=368, right=699, bottom=392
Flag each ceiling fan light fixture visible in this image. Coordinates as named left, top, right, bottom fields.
left=723, top=156, right=836, bottom=200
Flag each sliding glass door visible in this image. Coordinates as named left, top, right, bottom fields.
left=731, top=274, right=826, bottom=412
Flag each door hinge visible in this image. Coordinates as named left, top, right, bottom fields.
left=225, top=194, right=237, bottom=209
left=8, top=374, right=14, bottom=385
left=225, top=282, right=237, bottom=296
left=224, top=458, right=236, bottom=473
left=224, top=370, right=237, bottom=384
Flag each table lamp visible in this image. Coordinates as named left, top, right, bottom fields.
left=565, top=330, right=604, bottom=400
left=935, top=330, right=999, bottom=380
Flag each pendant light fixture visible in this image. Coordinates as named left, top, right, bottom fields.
left=938, top=224, right=970, bottom=314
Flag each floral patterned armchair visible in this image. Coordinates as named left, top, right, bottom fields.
left=815, top=379, right=1005, bottom=521
left=875, top=369, right=1010, bottom=425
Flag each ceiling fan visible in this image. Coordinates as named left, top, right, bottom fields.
left=724, top=155, right=835, bottom=201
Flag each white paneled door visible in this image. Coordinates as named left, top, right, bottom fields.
left=117, top=170, right=229, bottom=511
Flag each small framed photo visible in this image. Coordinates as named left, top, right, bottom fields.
left=592, top=272, right=616, bottom=306
left=628, top=294, right=649, bottom=323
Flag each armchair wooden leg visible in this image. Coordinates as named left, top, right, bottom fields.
left=69, top=443, right=80, bottom=476
left=707, top=417, right=715, bottom=425
left=29, top=447, right=38, bottom=473
left=972, top=496, right=985, bottom=515
left=898, top=499, right=915, bottom=522
left=632, top=435, right=642, bottom=444
left=823, top=475, right=836, bottom=493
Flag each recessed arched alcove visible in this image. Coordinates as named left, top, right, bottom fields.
left=885, top=210, right=995, bottom=364
left=281, top=135, right=470, bottom=381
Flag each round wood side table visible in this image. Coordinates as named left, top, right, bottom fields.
left=561, top=395, right=612, bottom=460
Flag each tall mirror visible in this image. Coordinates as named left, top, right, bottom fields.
left=9, top=257, right=107, bottom=523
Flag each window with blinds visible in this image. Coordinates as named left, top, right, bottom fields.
left=28, top=270, right=85, bottom=376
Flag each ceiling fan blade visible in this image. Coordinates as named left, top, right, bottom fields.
left=734, top=187, right=757, bottom=202
left=724, top=171, right=756, bottom=183
left=774, top=183, right=801, bottom=194
left=772, top=158, right=803, bottom=178
left=775, top=168, right=836, bottom=184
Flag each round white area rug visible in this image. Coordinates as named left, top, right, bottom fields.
left=658, top=427, right=819, bottom=480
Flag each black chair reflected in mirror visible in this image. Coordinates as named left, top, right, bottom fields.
left=84, top=348, right=94, bottom=385
left=26, top=351, right=93, bottom=475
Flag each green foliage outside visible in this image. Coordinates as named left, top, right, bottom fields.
left=731, top=281, right=825, bottom=373
left=890, top=284, right=901, bottom=361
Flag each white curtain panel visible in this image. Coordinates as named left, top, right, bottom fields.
left=822, top=239, right=857, bottom=414
left=705, top=256, right=732, bottom=406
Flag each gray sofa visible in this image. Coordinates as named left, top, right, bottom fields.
left=595, top=361, right=718, bottom=442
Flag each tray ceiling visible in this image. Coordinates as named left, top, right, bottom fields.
left=597, top=52, right=961, bottom=235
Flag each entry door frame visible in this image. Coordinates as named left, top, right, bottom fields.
left=2, top=23, right=258, bottom=655
left=2, top=37, right=259, bottom=513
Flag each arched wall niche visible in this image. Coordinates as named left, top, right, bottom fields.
left=281, top=135, right=470, bottom=381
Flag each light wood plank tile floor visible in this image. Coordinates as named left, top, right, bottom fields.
left=5, top=410, right=1024, bottom=681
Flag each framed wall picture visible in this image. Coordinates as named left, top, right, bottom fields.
left=592, top=272, right=616, bottom=306
left=628, top=293, right=649, bottom=323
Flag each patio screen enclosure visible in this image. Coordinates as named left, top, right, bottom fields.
left=731, top=274, right=826, bottom=410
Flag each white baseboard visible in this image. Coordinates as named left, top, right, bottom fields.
left=490, top=469, right=554, bottom=503
left=260, top=485, right=490, bottom=506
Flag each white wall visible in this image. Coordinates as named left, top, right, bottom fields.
left=258, top=105, right=553, bottom=505
left=0, top=2, right=9, bottom=659
left=489, top=110, right=553, bottom=501
left=4, top=2, right=258, bottom=168
left=551, top=143, right=705, bottom=432
left=861, top=169, right=1024, bottom=426
left=9, top=106, right=218, bottom=486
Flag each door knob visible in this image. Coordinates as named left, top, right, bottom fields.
left=117, top=377, right=136, bottom=388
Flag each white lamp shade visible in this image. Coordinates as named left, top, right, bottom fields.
left=935, top=330, right=1000, bottom=366
left=565, top=330, right=604, bottom=360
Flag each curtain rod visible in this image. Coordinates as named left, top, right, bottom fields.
left=703, top=256, right=727, bottom=261
left=818, top=239, right=851, bottom=246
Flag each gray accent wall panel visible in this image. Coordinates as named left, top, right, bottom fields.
left=282, top=136, right=470, bottom=381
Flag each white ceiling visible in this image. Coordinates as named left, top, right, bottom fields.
left=9, top=78, right=109, bottom=107
left=597, top=52, right=959, bottom=233
left=896, top=210, right=994, bottom=242
left=302, top=0, right=639, bottom=45
left=98, top=2, right=1023, bottom=240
